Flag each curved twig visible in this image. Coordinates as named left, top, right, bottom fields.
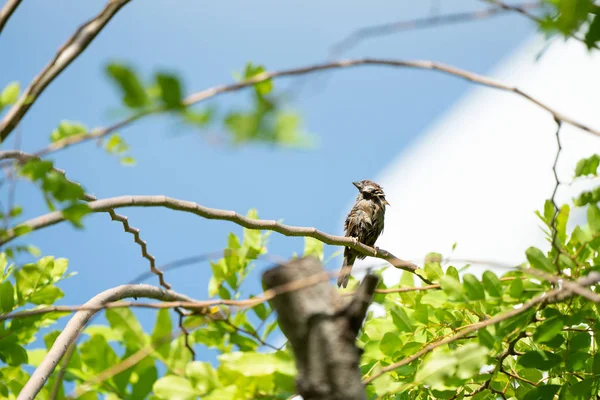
left=35, top=57, right=600, bottom=157
left=0, top=194, right=424, bottom=281
left=0, top=150, right=170, bottom=289
left=0, top=0, right=132, bottom=142
left=0, top=0, right=22, bottom=34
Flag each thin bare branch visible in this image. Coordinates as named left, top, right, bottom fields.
left=35, top=57, right=600, bottom=157
left=0, top=194, right=425, bottom=281
left=0, top=0, right=21, bottom=34
left=330, top=2, right=543, bottom=57
left=0, top=0, right=132, bottom=142
left=362, top=272, right=600, bottom=385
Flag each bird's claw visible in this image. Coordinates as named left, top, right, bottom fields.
left=374, top=246, right=379, bottom=257
left=352, top=236, right=359, bottom=246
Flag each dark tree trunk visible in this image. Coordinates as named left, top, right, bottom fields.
left=262, top=256, right=379, bottom=400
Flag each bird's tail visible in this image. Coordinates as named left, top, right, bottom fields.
left=337, top=250, right=356, bottom=288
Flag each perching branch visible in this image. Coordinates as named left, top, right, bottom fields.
left=0, top=194, right=424, bottom=280
left=0, top=150, right=170, bottom=289
left=363, top=271, right=600, bottom=385
left=263, top=256, right=378, bottom=400
left=0, top=0, right=132, bottom=142
left=35, top=57, right=600, bottom=156
left=17, top=284, right=205, bottom=400
left=0, top=0, right=22, bottom=35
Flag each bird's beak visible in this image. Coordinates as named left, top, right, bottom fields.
left=352, top=181, right=361, bottom=189
left=383, top=199, right=391, bottom=206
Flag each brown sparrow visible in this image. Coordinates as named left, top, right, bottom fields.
left=337, top=180, right=389, bottom=288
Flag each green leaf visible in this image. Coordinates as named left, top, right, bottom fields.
left=509, top=277, right=524, bottom=298
left=518, top=350, right=561, bottom=370
left=79, top=334, right=119, bottom=373
left=243, top=63, right=272, bottom=96
left=50, top=121, right=87, bottom=143
left=526, top=247, right=554, bottom=273
left=574, top=186, right=600, bottom=207
left=585, top=15, right=600, bottom=49
left=533, top=316, right=565, bottom=344
left=106, top=63, right=149, bottom=108
left=439, top=275, right=465, bottom=301
left=0, top=82, right=20, bottom=106
left=565, top=351, right=589, bottom=371
left=0, top=343, right=28, bottom=366
left=575, top=154, right=600, bottom=177
left=453, top=343, right=489, bottom=379
left=0, top=281, right=15, bottom=312
left=152, top=308, right=172, bottom=358
left=523, top=385, right=560, bottom=400
left=153, top=375, right=198, bottom=400
left=588, top=203, right=600, bottom=234
left=415, top=348, right=456, bottom=389
left=185, top=361, right=219, bottom=394
left=61, top=203, right=91, bottom=229
left=445, top=266, right=460, bottom=281
left=482, top=271, right=502, bottom=297
left=463, top=274, right=485, bottom=300
left=424, top=261, right=444, bottom=283
left=570, top=378, right=594, bottom=397
left=303, top=237, right=323, bottom=261
left=106, top=308, right=148, bottom=351
left=105, top=134, right=129, bottom=155
left=28, top=285, right=63, bottom=305
left=379, top=332, right=403, bottom=356
left=156, top=73, right=184, bottom=110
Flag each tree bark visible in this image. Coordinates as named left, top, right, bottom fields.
left=262, top=256, right=378, bottom=400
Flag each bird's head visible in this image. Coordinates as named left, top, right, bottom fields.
left=352, top=180, right=390, bottom=206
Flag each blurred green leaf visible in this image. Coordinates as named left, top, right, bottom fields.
left=0, top=82, right=20, bottom=108
left=156, top=73, right=184, bottom=110
left=526, top=247, right=554, bottom=273
left=106, top=63, right=149, bottom=108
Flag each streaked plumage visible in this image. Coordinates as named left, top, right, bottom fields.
left=337, top=180, right=389, bottom=288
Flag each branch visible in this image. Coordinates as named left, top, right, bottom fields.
left=330, top=2, right=543, bottom=57
left=0, top=194, right=424, bottom=280
left=17, top=284, right=203, bottom=400
left=0, top=150, right=170, bottom=289
left=0, top=0, right=131, bottom=142
left=35, top=57, right=600, bottom=157
left=0, top=0, right=21, bottom=35
left=362, top=271, right=600, bottom=385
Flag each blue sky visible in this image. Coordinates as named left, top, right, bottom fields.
left=0, top=0, right=535, bottom=359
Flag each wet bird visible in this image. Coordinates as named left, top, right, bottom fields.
left=337, top=180, right=390, bottom=288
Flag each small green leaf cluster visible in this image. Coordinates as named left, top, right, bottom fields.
left=16, top=159, right=91, bottom=228
left=0, top=254, right=74, bottom=397
left=539, top=0, right=600, bottom=49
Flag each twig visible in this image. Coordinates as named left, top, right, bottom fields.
left=0, top=194, right=426, bottom=282
left=0, top=0, right=132, bottom=142
left=0, top=0, right=21, bottom=34
left=549, top=119, right=563, bottom=273
left=330, top=2, right=543, bottom=57
left=0, top=150, right=170, bottom=289
left=34, top=57, right=600, bottom=157
left=17, top=284, right=203, bottom=400
left=362, top=272, right=600, bottom=385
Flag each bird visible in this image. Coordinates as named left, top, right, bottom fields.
left=337, top=179, right=390, bottom=288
